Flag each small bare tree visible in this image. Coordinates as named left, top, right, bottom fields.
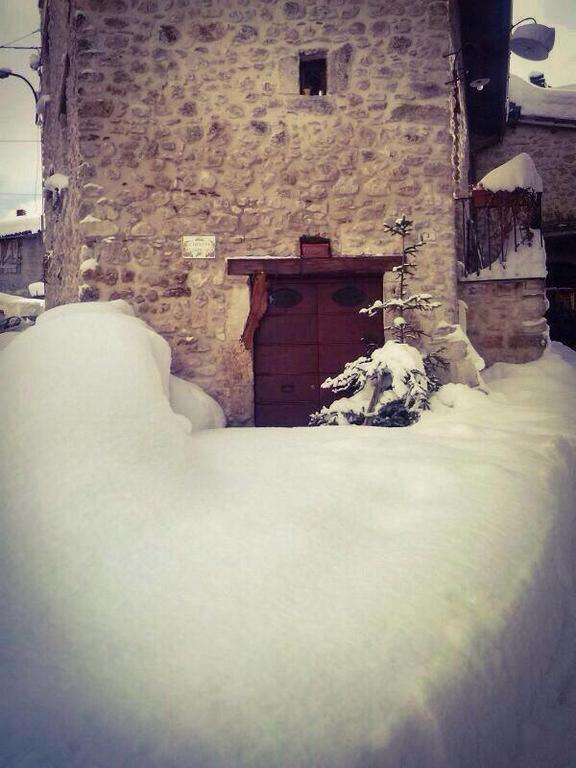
left=362, top=214, right=441, bottom=343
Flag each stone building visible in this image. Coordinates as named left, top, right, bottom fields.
left=0, top=212, right=43, bottom=296
left=40, top=0, right=546, bottom=425
left=475, top=75, right=576, bottom=350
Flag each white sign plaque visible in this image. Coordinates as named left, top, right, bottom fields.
left=182, top=235, right=216, bottom=259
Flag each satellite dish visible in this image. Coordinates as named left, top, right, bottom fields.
left=510, top=23, right=555, bottom=61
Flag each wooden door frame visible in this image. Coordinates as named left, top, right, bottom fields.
left=228, top=254, right=401, bottom=351
left=227, top=255, right=401, bottom=278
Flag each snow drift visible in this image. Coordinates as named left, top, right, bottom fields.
left=1, top=301, right=576, bottom=768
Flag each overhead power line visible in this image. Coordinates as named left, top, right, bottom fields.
left=0, top=29, right=40, bottom=49
left=0, top=192, right=41, bottom=196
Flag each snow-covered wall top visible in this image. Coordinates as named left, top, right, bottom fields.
left=0, top=216, right=42, bottom=238
left=510, top=74, right=576, bottom=121
left=477, top=153, right=543, bottom=193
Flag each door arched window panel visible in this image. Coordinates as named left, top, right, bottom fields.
left=331, top=285, right=366, bottom=307
left=268, top=287, right=303, bottom=308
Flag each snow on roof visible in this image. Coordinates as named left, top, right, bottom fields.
left=0, top=215, right=42, bottom=238
left=510, top=74, right=576, bottom=121
left=477, top=152, right=543, bottom=193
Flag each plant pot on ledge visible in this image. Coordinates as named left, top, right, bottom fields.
left=300, top=236, right=331, bottom=258
left=471, top=188, right=494, bottom=208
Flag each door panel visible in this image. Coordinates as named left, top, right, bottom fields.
left=317, top=314, right=382, bottom=344
left=255, top=373, right=317, bottom=404
left=318, top=342, right=371, bottom=375
left=255, top=344, right=317, bottom=375
left=255, top=401, right=320, bottom=428
left=256, top=314, right=316, bottom=345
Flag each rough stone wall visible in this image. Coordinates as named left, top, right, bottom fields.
left=0, top=234, right=44, bottom=295
left=43, top=0, right=464, bottom=423
left=41, top=0, right=83, bottom=305
left=476, top=124, right=576, bottom=227
left=459, top=278, right=548, bottom=366
left=461, top=123, right=561, bottom=368
left=447, top=0, right=470, bottom=267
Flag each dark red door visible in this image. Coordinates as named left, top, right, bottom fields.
left=254, top=276, right=384, bottom=427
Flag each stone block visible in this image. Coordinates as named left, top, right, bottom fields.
left=131, top=221, right=155, bottom=237
left=79, top=217, right=119, bottom=238
left=79, top=100, right=115, bottom=118
left=329, top=43, right=354, bottom=93
left=332, top=175, right=359, bottom=195
left=390, top=104, right=447, bottom=123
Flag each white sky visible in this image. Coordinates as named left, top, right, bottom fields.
left=0, top=0, right=573, bottom=221
left=511, top=0, right=576, bottom=86
left=0, top=1, right=41, bottom=220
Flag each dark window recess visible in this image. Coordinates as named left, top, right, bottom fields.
left=0, top=240, right=22, bottom=274
left=299, top=53, right=327, bottom=95
left=332, top=285, right=367, bottom=307
left=269, top=287, right=303, bottom=308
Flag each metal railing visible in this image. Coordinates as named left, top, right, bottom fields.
left=458, top=190, right=543, bottom=276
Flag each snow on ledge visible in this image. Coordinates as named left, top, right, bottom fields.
left=435, top=321, right=485, bottom=371
left=28, top=282, right=44, bottom=298
left=477, top=152, right=543, bottom=194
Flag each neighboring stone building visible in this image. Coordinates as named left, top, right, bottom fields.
left=474, top=75, right=576, bottom=351
left=42, top=0, right=545, bottom=425
left=0, top=212, right=43, bottom=296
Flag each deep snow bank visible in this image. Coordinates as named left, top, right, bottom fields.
left=1, top=302, right=576, bottom=768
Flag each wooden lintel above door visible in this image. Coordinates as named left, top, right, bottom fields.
left=227, top=255, right=402, bottom=277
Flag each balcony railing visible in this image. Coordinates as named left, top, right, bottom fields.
left=458, top=189, right=543, bottom=276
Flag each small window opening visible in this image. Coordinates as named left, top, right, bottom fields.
left=299, top=52, right=327, bottom=95
left=0, top=240, right=23, bottom=274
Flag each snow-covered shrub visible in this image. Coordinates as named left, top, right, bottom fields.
left=310, top=215, right=441, bottom=427
left=310, top=341, right=437, bottom=426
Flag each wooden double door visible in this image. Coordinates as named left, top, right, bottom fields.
left=254, top=275, right=384, bottom=427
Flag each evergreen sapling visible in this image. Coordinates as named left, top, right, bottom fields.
left=310, top=215, right=442, bottom=427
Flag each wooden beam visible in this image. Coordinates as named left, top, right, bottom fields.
left=227, top=256, right=402, bottom=276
